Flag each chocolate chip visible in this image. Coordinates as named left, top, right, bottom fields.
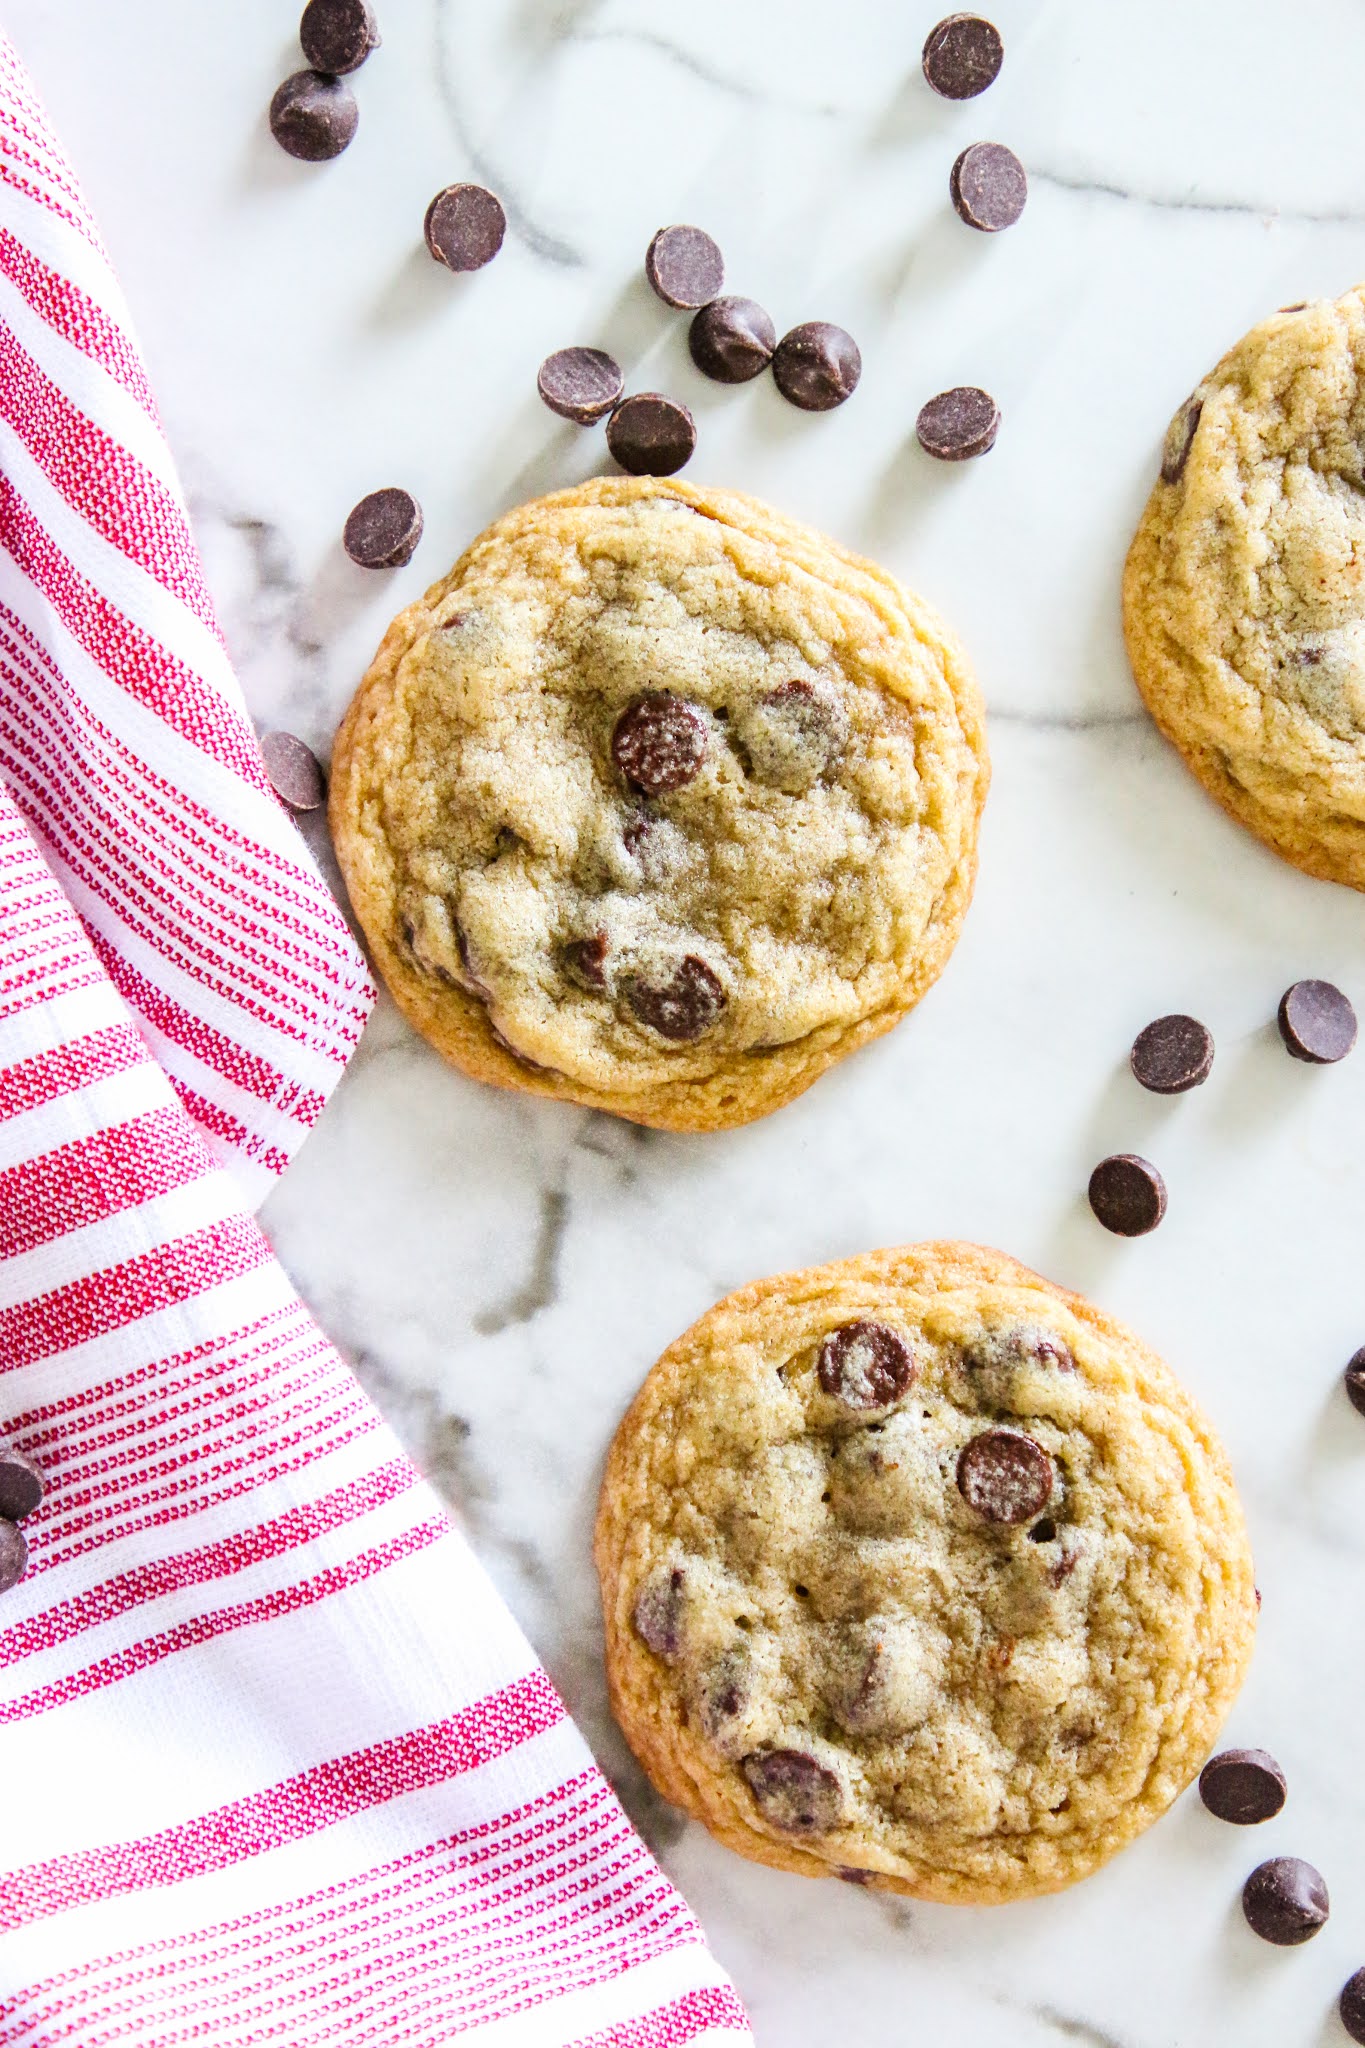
left=922, top=14, right=1004, bottom=98
left=1161, top=396, right=1203, bottom=484
left=0, top=1450, right=42, bottom=1522
left=424, top=184, right=506, bottom=272
left=299, top=0, right=380, bottom=74
left=966, top=1326, right=1075, bottom=1375
left=625, top=956, right=726, bottom=1042
left=917, top=386, right=1001, bottom=461
left=1199, top=1749, right=1287, bottom=1825
left=561, top=932, right=608, bottom=990
left=771, top=323, right=862, bottom=411
left=688, top=297, right=777, bottom=383
left=817, top=1322, right=916, bottom=1410
left=0, top=1520, right=27, bottom=1594
left=1087, top=1154, right=1166, bottom=1237
left=644, top=225, right=724, bottom=310
left=950, top=143, right=1027, bottom=232
left=1130, top=1014, right=1214, bottom=1094
left=632, top=1567, right=685, bottom=1659
left=745, top=681, right=848, bottom=793
left=606, top=393, right=697, bottom=476
left=260, top=732, right=326, bottom=813
left=269, top=71, right=359, bottom=161
left=698, top=1647, right=751, bottom=1741
left=741, top=1749, right=844, bottom=1835
left=612, top=693, right=708, bottom=795
left=1277, top=979, right=1357, bottom=1064
left=1341, top=1970, right=1365, bottom=2046
left=956, top=1428, right=1054, bottom=1524
left=1346, top=1347, right=1365, bottom=1417
left=536, top=347, right=624, bottom=424
left=1241, top=1857, right=1329, bottom=1946
left=343, top=487, right=424, bottom=568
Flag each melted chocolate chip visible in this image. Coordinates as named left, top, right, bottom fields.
left=269, top=71, right=358, bottom=161
left=1242, top=1857, right=1329, bottom=1945
left=625, top=956, right=726, bottom=1042
left=612, top=693, right=708, bottom=795
left=741, top=1749, right=844, bottom=1835
left=956, top=1429, right=1053, bottom=1524
left=561, top=932, right=608, bottom=989
left=689, top=296, right=777, bottom=383
left=771, top=323, right=862, bottom=411
left=922, top=14, right=1004, bottom=98
left=1199, top=1749, right=1287, bottom=1826
left=0, top=1449, right=44, bottom=1523
left=424, top=184, right=506, bottom=272
left=698, top=1647, right=751, bottom=1742
left=817, top=1321, right=916, bottom=1410
left=645, top=225, right=725, bottom=309
left=746, top=681, right=848, bottom=792
left=632, top=1567, right=685, bottom=1659
left=0, top=1519, right=27, bottom=1594
left=1277, top=979, right=1357, bottom=1064
left=1161, top=396, right=1203, bottom=484
left=299, top=0, right=380, bottom=74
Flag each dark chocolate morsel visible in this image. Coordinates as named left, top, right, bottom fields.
left=644, top=225, right=725, bottom=309
left=956, top=1429, right=1053, bottom=1524
left=561, top=932, right=609, bottom=990
left=0, top=1519, right=27, bottom=1594
left=1198, top=1749, right=1287, bottom=1825
left=1241, top=1857, right=1329, bottom=1945
left=1161, top=396, right=1203, bottom=484
left=536, top=347, right=624, bottom=424
left=343, top=487, right=424, bottom=568
left=268, top=71, right=359, bottom=161
left=1341, top=1969, right=1365, bottom=2045
left=922, top=14, right=1004, bottom=98
left=606, top=393, right=697, bottom=476
left=424, top=184, right=506, bottom=272
left=1345, top=1347, right=1365, bottom=1417
left=0, top=1449, right=43, bottom=1523
left=1087, top=1153, right=1166, bottom=1237
left=632, top=1567, right=685, bottom=1659
left=299, top=0, right=381, bottom=74
left=625, top=956, right=726, bottom=1042
left=741, top=1749, right=844, bottom=1835
left=612, top=693, right=708, bottom=795
left=771, top=323, right=861, bottom=411
left=688, top=297, right=777, bottom=383
left=950, top=142, right=1027, bottom=232
left=260, top=732, right=326, bottom=813
left=745, top=680, right=848, bottom=791
left=917, top=386, right=1001, bottom=460
left=698, top=1647, right=751, bottom=1740
left=817, top=1321, right=916, bottom=1410
left=1277, top=979, right=1357, bottom=1064
left=1130, top=1014, right=1214, bottom=1094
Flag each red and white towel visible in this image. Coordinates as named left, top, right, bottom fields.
left=0, top=32, right=751, bottom=2045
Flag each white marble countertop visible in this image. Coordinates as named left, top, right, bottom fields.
left=10, top=0, right=1365, bottom=2039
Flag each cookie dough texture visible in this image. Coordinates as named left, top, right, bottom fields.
left=595, top=1242, right=1256, bottom=1904
left=1124, top=286, right=1365, bottom=889
left=330, top=478, right=987, bottom=1130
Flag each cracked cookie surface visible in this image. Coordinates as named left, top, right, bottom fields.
left=329, top=478, right=987, bottom=1130
left=595, top=1242, right=1255, bottom=1903
left=1124, top=285, right=1365, bottom=889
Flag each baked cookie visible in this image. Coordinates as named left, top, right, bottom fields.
left=330, top=478, right=987, bottom=1131
left=595, top=1242, right=1255, bottom=1904
left=1124, top=286, right=1365, bottom=889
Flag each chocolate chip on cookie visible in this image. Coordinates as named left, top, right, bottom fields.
left=1277, top=979, right=1357, bottom=1064
left=1345, top=1347, right=1365, bottom=1417
left=269, top=70, right=359, bottom=160
left=612, top=693, right=708, bottom=794
left=1242, top=1857, right=1329, bottom=1945
left=645, top=225, right=725, bottom=310
left=956, top=1428, right=1054, bottom=1524
left=1130, top=1014, right=1214, bottom=1094
left=343, top=487, right=424, bottom=568
left=917, top=386, right=1001, bottom=461
left=260, top=732, right=326, bottom=813
left=1199, top=1749, right=1287, bottom=1825
left=744, top=681, right=849, bottom=793
left=697, top=1647, right=752, bottom=1744
left=966, top=1326, right=1075, bottom=1375
left=922, top=14, right=1004, bottom=98
left=1088, top=1154, right=1167, bottom=1237
left=424, top=184, right=506, bottom=271
left=299, top=0, right=380, bottom=74
left=1160, top=395, right=1203, bottom=484
left=607, top=394, right=697, bottom=476
left=771, top=323, right=862, bottom=411
left=561, top=932, right=609, bottom=989
left=950, top=143, right=1027, bottom=232
left=633, top=1566, right=686, bottom=1659
left=0, top=1448, right=44, bottom=1523
left=689, top=297, right=777, bottom=383
left=0, top=1520, right=28, bottom=1594
left=537, top=347, right=624, bottom=424
left=817, top=1321, right=915, bottom=1409
left=742, top=1749, right=845, bottom=1835
left=1342, top=1972, right=1365, bottom=2046
left=625, top=956, right=726, bottom=1041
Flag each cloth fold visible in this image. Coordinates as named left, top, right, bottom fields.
left=0, top=31, right=750, bottom=2046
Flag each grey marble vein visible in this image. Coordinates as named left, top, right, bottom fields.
left=570, top=26, right=847, bottom=117
left=987, top=706, right=1150, bottom=733
left=473, top=1186, right=569, bottom=1334
left=1032, top=166, right=1365, bottom=228
left=1031, top=2006, right=1127, bottom=2048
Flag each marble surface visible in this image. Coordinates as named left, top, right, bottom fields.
left=11, top=0, right=1365, bottom=2038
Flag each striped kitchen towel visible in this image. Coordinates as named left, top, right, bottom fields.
left=0, top=30, right=751, bottom=2048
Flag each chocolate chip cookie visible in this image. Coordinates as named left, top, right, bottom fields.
left=329, top=478, right=987, bottom=1131
left=1124, top=286, right=1365, bottom=889
left=595, top=1242, right=1256, bottom=1902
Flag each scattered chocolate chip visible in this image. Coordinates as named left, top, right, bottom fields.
left=688, top=296, right=777, bottom=383
left=1342, top=1971, right=1365, bottom=2046
left=424, top=184, right=506, bottom=272
left=343, top=486, right=424, bottom=569
left=625, top=956, right=726, bottom=1042
left=817, top=1322, right=916, bottom=1410
left=644, top=225, right=724, bottom=309
left=745, top=681, right=848, bottom=793
left=606, top=393, right=697, bottom=476
left=741, top=1749, right=844, bottom=1835
left=771, top=323, right=861, bottom=411
left=1087, top=1154, right=1166, bottom=1237
left=612, top=694, right=707, bottom=795
left=561, top=932, right=608, bottom=990
left=269, top=71, right=359, bottom=161
left=1130, top=1014, right=1214, bottom=1094
left=632, top=1567, right=685, bottom=1659
left=536, top=347, right=624, bottom=424
left=950, top=143, right=1028, bottom=232
left=922, top=14, right=1004, bottom=98
left=1345, top=1347, right=1365, bottom=1417
left=1241, top=1857, right=1329, bottom=1946
left=957, top=1429, right=1053, bottom=1524
left=1277, top=979, right=1357, bottom=1064
left=917, top=385, right=1001, bottom=461
left=0, top=1520, right=27, bottom=1594
left=299, top=0, right=380, bottom=74
left=1161, top=396, right=1203, bottom=484
left=1199, top=1749, right=1287, bottom=1826
left=260, top=732, right=326, bottom=813
left=0, top=1450, right=42, bottom=1523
